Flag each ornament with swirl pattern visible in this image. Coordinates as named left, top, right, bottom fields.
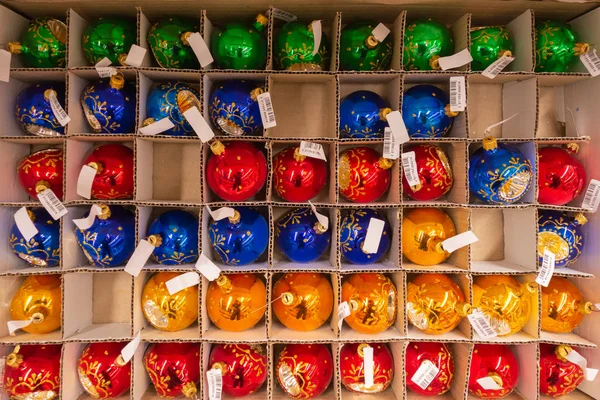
left=276, top=21, right=329, bottom=71
left=402, top=208, right=456, bottom=266
left=211, top=14, right=268, bottom=70
left=77, top=342, right=131, bottom=398
left=340, top=21, right=393, bottom=71
left=469, top=137, right=533, bottom=204
left=83, top=144, right=134, bottom=199
left=276, top=207, right=331, bottom=263
left=402, top=144, right=453, bottom=200
left=340, top=209, right=391, bottom=264
left=276, top=343, right=333, bottom=399
left=10, top=208, right=60, bottom=268
left=402, top=85, right=457, bottom=138
left=338, top=147, right=393, bottom=202
left=469, top=344, right=519, bottom=399
left=8, top=17, right=67, bottom=68
left=535, top=21, right=590, bottom=72
left=406, top=342, right=454, bottom=396
left=538, top=211, right=586, bottom=268
left=146, top=210, right=199, bottom=265
left=208, top=344, right=267, bottom=397
left=540, top=344, right=585, bottom=397
left=82, top=17, right=136, bottom=65
left=403, top=19, right=453, bottom=71
left=143, top=81, right=201, bottom=136
left=10, top=274, right=62, bottom=334
left=17, top=148, right=63, bottom=200
left=209, top=80, right=264, bottom=136
left=542, top=277, right=593, bottom=333
left=15, top=82, right=66, bottom=137
left=339, top=90, right=391, bottom=139
left=273, top=146, right=327, bottom=202
left=148, top=17, right=200, bottom=69
left=538, top=144, right=586, bottom=206
left=340, top=343, right=394, bottom=394
left=470, top=26, right=514, bottom=71
left=4, top=344, right=61, bottom=400
left=144, top=343, right=200, bottom=399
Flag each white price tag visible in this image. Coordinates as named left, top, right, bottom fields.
left=47, top=90, right=70, bottom=126
left=309, top=201, right=329, bottom=231
left=183, top=106, right=215, bottom=142
left=207, top=206, right=236, bottom=221
left=482, top=56, right=515, bottom=79
left=383, top=128, right=400, bottom=160
left=77, top=164, right=97, bottom=199
left=386, top=110, right=410, bottom=145
left=371, top=23, right=390, bottom=42
left=580, top=50, right=600, bottom=77
left=449, top=76, right=466, bottom=112
left=582, top=179, right=600, bottom=212
left=124, top=44, right=146, bottom=67
left=37, top=189, right=67, bottom=220
left=14, top=207, right=38, bottom=241
left=186, top=32, right=214, bottom=68
left=536, top=249, right=555, bottom=287
left=438, top=48, right=473, bottom=70
left=95, top=57, right=116, bottom=78
left=311, top=20, right=322, bottom=56
left=299, top=141, right=327, bottom=160
left=120, top=330, right=141, bottom=364
left=468, top=309, right=497, bottom=339
left=257, top=92, right=276, bottom=128
left=7, top=318, right=34, bottom=336
left=338, top=301, right=351, bottom=331
left=411, top=359, right=440, bottom=390
left=207, top=368, right=223, bottom=400
left=139, top=117, right=175, bottom=135
left=195, top=252, right=222, bottom=281
left=270, top=8, right=298, bottom=21
left=0, top=49, right=11, bottom=82
left=124, top=239, right=155, bottom=277
left=73, top=205, right=103, bottom=230
left=565, top=348, right=599, bottom=381
left=402, top=151, right=420, bottom=188
left=442, top=231, right=478, bottom=253
left=166, top=272, right=200, bottom=295
left=477, top=376, right=502, bottom=390
left=363, top=345, right=374, bottom=388
left=362, top=218, right=385, bottom=254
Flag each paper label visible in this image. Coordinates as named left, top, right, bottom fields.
left=207, top=369, right=223, bottom=400
left=77, top=164, right=97, bottom=199
left=580, top=50, right=600, bottom=77
left=124, top=44, right=146, bottom=67
left=47, top=90, right=70, bottom=126
left=477, top=376, right=502, bottom=390
left=187, top=32, right=214, bottom=68
left=207, top=206, right=235, bottom=221
left=438, top=48, right=473, bottom=70
left=257, top=92, right=276, bottom=128
left=0, top=49, right=11, bottom=82
left=73, top=205, right=103, bottom=230
left=166, top=272, right=200, bottom=295
left=449, top=76, right=466, bottom=112
left=482, top=56, right=515, bottom=79
left=311, top=20, right=322, bottom=56
left=536, top=249, right=555, bottom=287
left=299, top=141, right=327, bottom=160
left=338, top=301, right=351, bottom=331
left=124, top=240, right=155, bottom=277
left=38, top=189, right=67, bottom=220
left=411, top=359, right=440, bottom=390
left=402, top=151, right=420, bottom=188
left=183, top=106, right=215, bottom=142
left=120, top=330, right=141, bottom=364
left=309, top=201, right=329, bottom=231
left=468, top=309, right=497, bottom=339
left=14, top=207, right=38, bottom=241
left=363, top=218, right=385, bottom=254
left=270, top=8, right=298, bottom=21
left=386, top=110, right=410, bottom=145
left=565, top=348, right=599, bottom=381
left=8, top=318, right=34, bottom=336
left=441, top=231, right=478, bottom=253
left=363, top=345, right=374, bottom=388
left=195, top=252, right=221, bottom=281
left=139, top=117, right=175, bottom=135
left=372, top=23, right=390, bottom=42
left=95, top=57, right=116, bottom=78
left=381, top=128, right=398, bottom=160
left=582, top=179, right=600, bottom=212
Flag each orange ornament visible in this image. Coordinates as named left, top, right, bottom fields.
left=402, top=208, right=456, bottom=266
left=10, top=274, right=62, bottom=334
left=542, top=277, right=593, bottom=333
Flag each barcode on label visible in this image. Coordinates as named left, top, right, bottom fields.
left=383, top=128, right=399, bottom=159
left=536, top=249, right=555, bottom=287
left=38, top=189, right=67, bottom=220
left=580, top=50, right=600, bottom=77
left=270, top=8, right=298, bottom=21
left=482, top=56, right=515, bottom=79
left=411, top=359, right=440, bottom=390
left=402, top=151, right=420, bottom=188
left=449, top=76, right=465, bottom=112
left=299, top=141, right=326, bottom=160
left=257, top=92, right=276, bottom=128
left=582, top=179, right=600, bottom=212
left=468, top=309, right=497, bottom=338
left=48, top=90, right=71, bottom=126
left=207, top=369, right=223, bottom=400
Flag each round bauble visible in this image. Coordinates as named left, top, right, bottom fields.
left=339, top=21, right=392, bottom=71
left=208, top=344, right=268, bottom=397
left=10, top=207, right=60, bottom=267
left=78, top=342, right=131, bottom=398
left=276, top=207, right=331, bottom=263
left=17, top=148, right=64, bottom=200
left=470, top=26, right=514, bottom=71
left=542, top=277, right=592, bottom=333
left=538, top=145, right=586, bottom=205
left=10, top=274, right=62, bottom=334
left=144, top=342, right=200, bottom=398
left=4, top=344, right=61, bottom=399
left=535, top=21, right=589, bottom=73
left=340, top=343, right=394, bottom=393
left=15, top=82, right=66, bottom=137
left=538, top=211, right=586, bottom=268
left=406, top=342, right=454, bottom=396
left=339, top=90, right=391, bottom=139
left=148, top=17, right=200, bottom=69
left=82, top=17, right=136, bottom=65
left=404, top=19, right=453, bottom=70
left=402, top=144, right=453, bottom=200
left=276, top=21, right=329, bottom=71
left=340, top=209, right=391, bottom=264
left=147, top=209, right=199, bottom=265
left=339, top=147, right=392, bottom=202
left=402, top=85, right=457, bottom=138
left=209, top=80, right=264, bottom=136
left=276, top=343, right=333, bottom=399
left=468, top=344, right=519, bottom=399
left=82, top=143, right=134, bottom=199
left=273, top=146, right=327, bottom=202
left=8, top=17, right=67, bottom=68
left=211, top=14, right=268, bottom=70
left=143, top=81, right=202, bottom=136
left=402, top=208, right=456, bottom=266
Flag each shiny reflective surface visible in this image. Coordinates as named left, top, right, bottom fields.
left=403, top=19, right=453, bottom=71
left=538, top=211, right=586, bottom=268
left=276, top=207, right=331, bottom=263
left=276, top=344, right=333, bottom=399
left=17, top=148, right=64, bottom=200
left=81, top=74, right=136, bottom=133
left=536, top=21, right=587, bottom=72
left=209, top=344, right=267, bottom=397
left=10, top=275, right=61, bottom=334
left=340, top=343, right=394, bottom=394
left=145, top=81, right=201, bottom=136
left=401, top=208, right=456, bottom=266
left=211, top=16, right=268, bottom=70
left=78, top=342, right=131, bottom=398
left=148, top=17, right=200, bottom=69
left=542, top=277, right=592, bottom=333
left=468, top=344, right=519, bottom=399
left=539, top=344, right=584, bottom=397
left=147, top=210, right=199, bottom=265
left=210, top=80, right=263, bottom=136
left=340, top=209, right=391, bottom=264
left=470, top=26, right=514, bottom=71
left=10, top=208, right=60, bottom=268
left=84, top=144, right=134, bottom=200
left=402, top=144, right=453, bottom=201
left=339, top=90, right=390, bottom=139
left=406, top=342, right=454, bottom=396
left=144, top=343, right=199, bottom=398
left=273, top=146, right=327, bottom=202
left=4, top=344, right=61, bottom=399
left=402, top=85, right=455, bottom=138
left=340, top=21, right=392, bottom=71
left=82, top=17, right=135, bottom=65
left=9, top=17, right=66, bottom=68
left=15, top=83, right=66, bottom=137
left=276, top=21, right=329, bottom=71
left=538, top=146, right=586, bottom=205
left=338, top=147, right=392, bottom=202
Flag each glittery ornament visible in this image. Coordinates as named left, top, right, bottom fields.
left=273, top=146, right=327, bottom=202
left=539, top=344, right=585, bottom=397
left=470, top=26, right=514, bottom=71
left=339, top=21, right=392, bottom=71
left=276, top=343, right=333, bottom=399
left=538, top=211, right=586, bottom=268
left=209, top=80, right=264, bottom=136
left=339, top=90, right=391, bottom=139
left=208, top=344, right=268, bottom=397
left=402, top=85, right=457, bottom=138
left=15, top=82, right=66, bottom=137
left=146, top=210, right=199, bottom=265
left=542, top=277, right=592, bottom=333
left=10, top=207, right=60, bottom=268
left=406, top=342, right=454, bottom=396
left=10, top=274, right=62, bottom=334
left=469, top=344, right=519, bottom=399
left=338, top=147, right=392, bottom=202
left=82, top=143, right=134, bottom=200
left=535, top=21, right=589, bottom=73
left=17, top=148, right=64, bottom=200
left=211, top=14, right=268, bottom=70
left=538, top=145, right=586, bottom=206
left=402, top=208, right=456, bottom=266
left=404, top=19, right=453, bottom=71
left=4, top=344, right=61, bottom=399
left=275, top=207, right=331, bottom=263
left=402, top=144, right=453, bottom=200
left=143, top=81, right=202, bottom=136
left=340, top=343, right=394, bottom=393
left=144, top=342, right=200, bottom=398
left=340, top=209, right=391, bottom=265
left=148, top=17, right=200, bottom=69
left=8, top=17, right=67, bottom=68
left=78, top=342, right=131, bottom=398
left=275, top=21, right=329, bottom=71
left=82, top=17, right=136, bottom=65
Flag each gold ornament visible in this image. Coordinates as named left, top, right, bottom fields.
left=402, top=208, right=456, bottom=266
left=142, top=272, right=199, bottom=332
left=542, top=277, right=593, bottom=333
left=10, top=274, right=61, bottom=334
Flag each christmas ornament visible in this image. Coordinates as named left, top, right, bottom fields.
left=402, top=208, right=456, bottom=266
left=144, top=343, right=200, bottom=398
left=340, top=209, right=391, bottom=264
left=211, top=14, right=268, bottom=70
left=17, top=148, right=64, bottom=200
left=206, top=274, right=267, bottom=332
left=4, top=344, right=61, bottom=399
left=75, top=204, right=136, bottom=267
left=272, top=272, right=334, bottom=331
left=339, top=90, right=391, bottom=139
left=276, top=21, right=329, bottom=71
left=15, top=82, right=66, bottom=137
left=82, top=144, right=134, bottom=199
left=540, top=344, right=585, bottom=397
left=208, top=344, right=267, bottom=397
left=273, top=146, right=327, bottom=202
left=276, top=207, right=331, bottom=263
left=404, top=19, right=453, bottom=70
left=206, top=141, right=268, bottom=201
left=473, top=275, right=537, bottom=336
left=146, top=210, right=199, bottom=265
left=469, top=137, right=533, bottom=204
left=80, top=72, right=136, bottom=133
left=340, top=343, right=394, bottom=393
left=143, top=81, right=201, bottom=136
left=538, top=144, right=586, bottom=205
left=406, top=342, right=454, bottom=396
left=542, top=277, right=593, bottom=333
left=141, top=272, right=199, bottom=332
left=10, top=274, right=61, bottom=334
left=469, top=344, right=519, bottom=399
left=208, top=207, right=268, bottom=266
left=470, top=26, right=514, bottom=71
left=402, top=85, right=457, bottom=138
left=340, top=21, right=393, bottom=71
left=341, top=273, right=397, bottom=334
left=82, top=17, right=136, bottom=65
left=148, top=17, right=200, bottom=69
left=538, top=211, right=586, bottom=268
left=8, top=17, right=67, bottom=68
left=276, top=344, right=333, bottom=399
left=209, top=80, right=264, bottom=136
left=10, top=207, right=60, bottom=267
left=402, top=144, right=453, bottom=201
left=407, top=273, right=470, bottom=334
left=78, top=342, right=131, bottom=398
left=535, top=21, right=589, bottom=72
left=339, top=147, right=392, bottom=202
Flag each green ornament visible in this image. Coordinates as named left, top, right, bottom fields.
left=275, top=21, right=329, bottom=71
left=8, top=17, right=67, bottom=68
left=82, top=17, right=136, bottom=65
left=148, top=17, right=200, bottom=69
left=535, top=20, right=589, bottom=72
left=211, top=14, right=268, bottom=70
left=403, top=19, right=453, bottom=71
left=470, top=26, right=514, bottom=71
left=339, top=21, right=392, bottom=71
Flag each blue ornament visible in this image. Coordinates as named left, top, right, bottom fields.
left=10, top=208, right=60, bottom=267
left=147, top=210, right=199, bottom=265
left=80, top=72, right=136, bottom=133
left=75, top=205, right=135, bottom=268
left=209, top=80, right=263, bottom=136
left=208, top=207, right=268, bottom=266
left=538, top=211, right=586, bottom=268
left=15, top=82, right=66, bottom=137
left=276, top=208, right=330, bottom=263
left=469, top=137, right=533, bottom=204
left=402, top=84, right=457, bottom=138
left=339, top=90, right=391, bottom=139
left=143, top=81, right=201, bottom=136
left=340, top=209, right=391, bottom=264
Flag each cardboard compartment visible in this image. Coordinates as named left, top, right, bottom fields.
left=62, top=271, right=133, bottom=340
left=0, top=5, right=41, bottom=69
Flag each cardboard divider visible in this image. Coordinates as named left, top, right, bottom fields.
left=132, top=341, right=151, bottom=400
left=0, top=5, right=34, bottom=69
left=560, top=7, right=600, bottom=75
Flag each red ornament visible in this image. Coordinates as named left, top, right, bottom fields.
left=144, top=342, right=200, bottom=398
left=538, top=144, right=586, bottom=205
left=276, top=343, right=333, bottom=399
left=406, top=342, right=454, bottom=396
left=77, top=342, right=131, bottom=398
left=339, top=147, right=392, bottom=203
left=207, top=141, right=268, bottom=201
left=469, top=344, right=519, bottom=399
left=540, top=344, right=584, bottom=397
left=17, top=148, right=64, bottom=200
left=402, top=144, right=453, bottom=201
left=208, top=344, right=267, bottom=397
left=340, top=343, right=394, bottom=394
left=83, top=144, right=134, bottom=200
left=3, top=344, right=61, bottom=399
left=273, top=146, right=327, bottom=202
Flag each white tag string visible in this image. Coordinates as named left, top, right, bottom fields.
left=566, top=108, right=581, bottom=138
left=484, top=113, right=518, bottom=135
left=248, top=293, right=285, bottom=315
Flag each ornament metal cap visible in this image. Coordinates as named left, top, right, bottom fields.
left=429, top=55, right=441, bottom=70
left=487, top=372, right=504, bottom=388
left=43, top=88, right=57, bottom=101
left=574, top=42, right=590, bottom=56
left=210, top=140, right=225, bottom=156
left=556, top=345, right=573, bottom=361
left=31, top=311, right=45, bottom=324
left=6, top=345, right=23, bottom=368
left=35, top=180, right=50, bottom=193
left=26, top=208, right=35, bottom=222
left=182, top=382, right=197, bottom=398
left=147, top=234, right=163, bottom=247
left=524, top=281, right=538, bottom=293
left=250, top=87, right=264, bottom=101
left=574, top=212, right=588, bottom=226
left=255, top=13, right=268, bottom=30
left=349, top=299, right=361, bottom=312
left=117, top=52, right=128, bottom=66
left=455, top=302, right=472, bottom=317
left=211, top=362, right=228, bottom=376
left=379, top=107, right=392, bottom=121
left=109, top=72, right=125, bottom=90
left=365, top=35, right=379, bottom=49
left=114, top=354, right=127, bottom=367
left=181, top=31, right=193, bottom=46
left=498, top=49, right=513, bottom=58
left=7, top=42, right=22, bottom=54
left=482, top=136, right=498, bottom=151
left=293, top=147, right=306, bottom=162
left=216, top=275, right=232, bottom=292
left=87, top=161, right=104, bottom=174
left=357, top=343, right=370, bottom=358
left=378, top=157, right=393, bottom=170
left=580, top=301, right=594, bottom=314
left=566, top=143, right=580, bottom=154
left=142, top=117, right=155, bottom=127
left=444, top=104, right=459, bottom=117
left=282, top=292, right=296, bottom=306
left=314, top=221, right=327, bottom=234
left=228, top=209, right=241, bottom=224
left=98, top=204, right=111, bottom=220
